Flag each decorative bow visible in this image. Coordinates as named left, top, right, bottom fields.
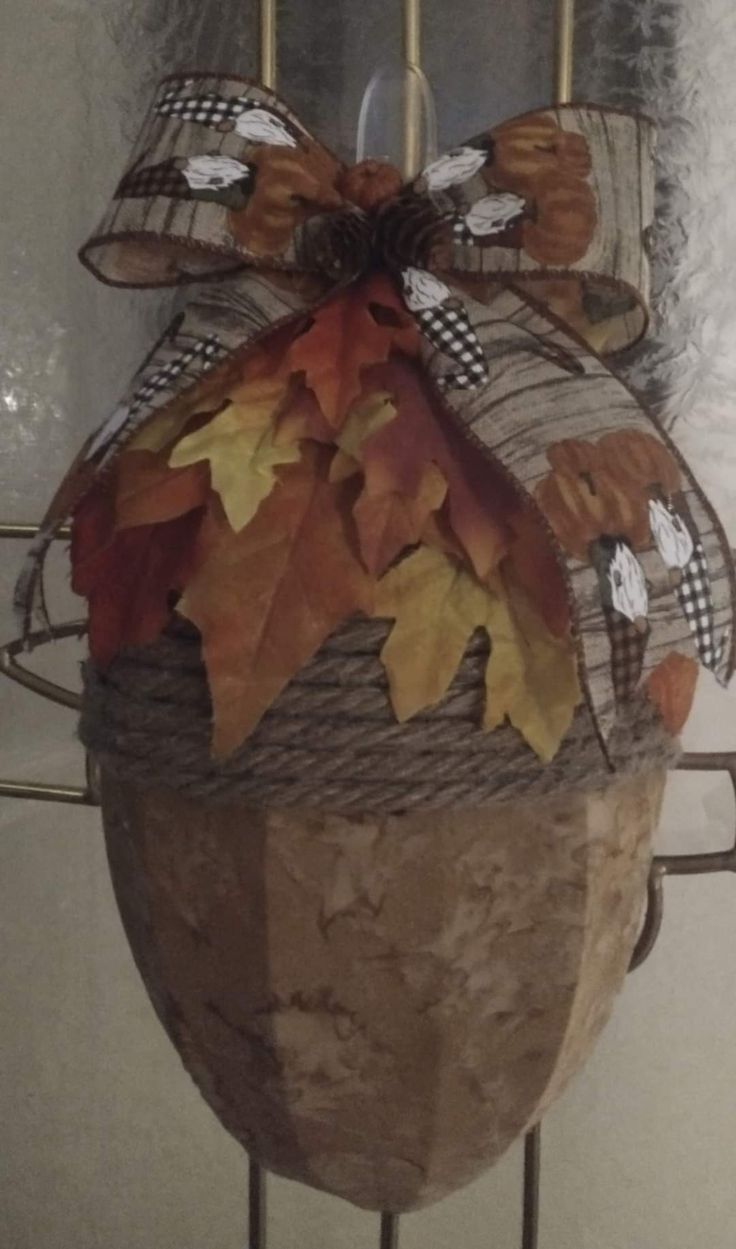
left=16, top=70, right=736, bottom=762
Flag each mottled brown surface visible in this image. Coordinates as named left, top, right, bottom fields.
left=101, top=769, right=664, bottom=1212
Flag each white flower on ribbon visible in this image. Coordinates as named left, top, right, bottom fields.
left=649, top=498, right=695, bottom=570
left=608, top=542, right=649, bottom=624
left=181, top=154, right=254, bottom=191
left=421, top=145, right=491, bottom=192
left=401, top=267, right=452, bottom=312
left=233, top=105, right=297, bottom=148
left=462, top=192, right=526, bottom=237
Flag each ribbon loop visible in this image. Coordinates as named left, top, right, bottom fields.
left=79, top=72, right=346, bottom=287
left=423, top=105, right=656, bottom=355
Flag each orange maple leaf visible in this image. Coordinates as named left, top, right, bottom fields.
left=284, top=273, right=420, bottom=429
left=178, top=443, right=375, bottom=757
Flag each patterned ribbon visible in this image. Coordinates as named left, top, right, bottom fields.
left=16, top=70, right=736, bottom=761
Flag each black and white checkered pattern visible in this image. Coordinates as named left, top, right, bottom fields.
left=85, top=334, right=225, bottom=465
left=715, top=626, right=732, bottom=687
left=606, top=610, right=649, bottom=703
left=116, top=159, right=189, bottom=201
left=128, top=335, right=224, bottom=417
left=155, top=89, right=246, bottom=127
left=452, top=218, right=477, bottom=247
left=414, top=303, right=489, bottom=391
left=677, top=541, right=717, bottom=669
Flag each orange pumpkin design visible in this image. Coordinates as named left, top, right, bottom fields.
left=646, top=652, right=699, bottom=734
left=489, top=114, right=597, bottom=267
left=492, top=115, right=593, bottom=190
left=229, top=140, right=344, bottom=257
left=598, top=429, right=682, bottom=498
left=536, top=437, right=650, bottom=560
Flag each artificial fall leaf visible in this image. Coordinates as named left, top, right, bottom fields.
left=272, top=383, right=335, bottom=447
left=72, top=484, right=202, bottom=668
left=506, top=505, right=571, bottom=638
left=178, top=443, right=374, bottom=757
left=358, top=357, right=513, bottom=580
left=114, top=451, right=209, bottom=530
left=284, top=273, right=420, bottom=428
left=373, top=545, right=493, bottom=721
left=329, top=391, right=397, bottom=484
left=168, top=378, right=299, bottom=532
left=130, top=322, right=298, bottom=455
left=337, top=391, right=397, bottom=461
left=355, top=461, right=447, bottom=575
left=420, top=503, right=469, bottom=563
left=646, top=652, right=699, bottom=734
left=129, top=392, right=226, bottom=455
left=483, top=571, right=581, bottom=762
left=374, top=545, right=580, bottom=760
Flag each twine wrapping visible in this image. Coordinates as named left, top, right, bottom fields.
left=80, top=617, right=678, bottom=811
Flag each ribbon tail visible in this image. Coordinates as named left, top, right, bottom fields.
left=420, top=279, right=736, bottom=762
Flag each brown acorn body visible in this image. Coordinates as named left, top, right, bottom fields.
left=101, top=767, right=663, bottom=1212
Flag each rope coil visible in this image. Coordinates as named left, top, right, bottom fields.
left=80, top=616, right=678, bottom=812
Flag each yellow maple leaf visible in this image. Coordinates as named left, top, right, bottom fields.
left=373, top=546, right=493, bottom=722
left=328, top=391, right=397, bottom=483
left=168, top=379, right=298, bottom=532
left=374, top=546, right=580, bottom=760
left=129, top=393, right=224, bottom=454
left=483, top=573, right=581, bottom=762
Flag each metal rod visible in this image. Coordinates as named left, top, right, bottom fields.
left=259, top=0, right=277, bottom=90
left=554, top=0, right=575, bottom=105
left=380, top=1212, right=399, bottom=1249
left=522, top=1126, right=541, bottom=1249
left=0, top=780, right=96, bottom=805
left=656, top=848, right=736, bottom=877
left=248, top=1160, right=266, bottom=1249
left=402, top=0, right=422, bottom=179
left=0, top=523, right=71, bottom=540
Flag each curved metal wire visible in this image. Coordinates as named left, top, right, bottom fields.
left=1, top=621, right=86, bottom=712
left=630, top=751, right=736, bottom=974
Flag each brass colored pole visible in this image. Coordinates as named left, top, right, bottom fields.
left=0, top=523, right=71, bottom=540
left=402, top=0, right=422, bottom=178
left=403, top=0, right=421, bottom=67
left=554, top=0, right=575, bottom=105
left=259, top=0, right=277, bottom=90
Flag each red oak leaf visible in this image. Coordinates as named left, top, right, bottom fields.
left=72, top=485, right=203, bottom=668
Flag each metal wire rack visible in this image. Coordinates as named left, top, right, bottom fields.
left=3, top=2, right=736, bottom=1245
